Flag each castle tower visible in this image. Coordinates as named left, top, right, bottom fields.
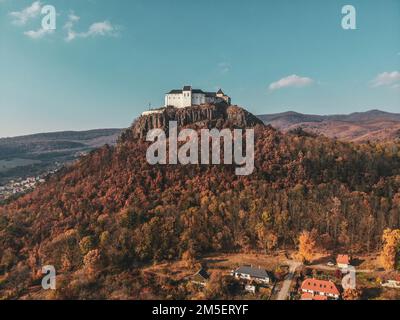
left=182, top=86, right=192, bottom=108
left=216, top=88, right=231, bottom=105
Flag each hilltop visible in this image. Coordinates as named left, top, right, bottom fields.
left=124, top=103, right=263, bottom=140
left=0, top=103, right=399, bottom=299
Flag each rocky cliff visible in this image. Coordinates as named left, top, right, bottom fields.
left=120, top=102, right=264, bottom=141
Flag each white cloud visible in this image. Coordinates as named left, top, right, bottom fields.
left=371, top=71, right=400, bottom=88
left=86, top=21, right=115, bottom=36
left=9, top=1, right=42, bottom=25
left=64, top=12, right=80, bottom=30
left=24, top=28, right=53, bottom=39
left=269, top=74, right=314, bottom=91
left=64, top=12, right=80, bottom=41
left=64, top=13, right=118, bottom=42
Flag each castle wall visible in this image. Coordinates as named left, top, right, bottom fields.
left=182, top=90, right=192, bottom=108
left=165, top=88, right=230, bottom=108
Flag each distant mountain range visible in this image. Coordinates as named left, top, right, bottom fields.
left=257, top=110, right=400, bottom=142
left=0, top=129, right=123, bottom=184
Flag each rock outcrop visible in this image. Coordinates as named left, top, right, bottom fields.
left=120, top=102, right=264, bottom=141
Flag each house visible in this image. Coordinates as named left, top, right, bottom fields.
left=233, top=265, right=271, bottom=284
left=301, top=292, right=328, bottom=300
left=336, top=254, right=352, bottom=269
left=300, top=278, right=340, bottom=300
left=165, top=86, right=231, bottom=108
left=244, top=284, right=256, bottom=294
left=189, top=268, right=210, bottom=286
left=381, top=274, right=400, bottom=289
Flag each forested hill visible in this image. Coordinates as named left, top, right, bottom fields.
left=258, top=110, right=400, bottom=142
left=0, top=103, right=400, bottom=299
left=0, top=128, right=123, bottom=184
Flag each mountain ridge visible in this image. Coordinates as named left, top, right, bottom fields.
left=258, top=109, right=400, bottom=142
left=0, top=128, right=123, bottom=185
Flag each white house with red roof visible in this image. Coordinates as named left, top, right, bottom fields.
left=300, top=278, right=341, bottom=300
left=336, top=254, right=352, bottom=269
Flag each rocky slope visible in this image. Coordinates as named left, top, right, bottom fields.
left=122, top=102, right=264, bottom=141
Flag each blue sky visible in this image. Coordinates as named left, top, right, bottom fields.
left=0, top=0, right=399, bottom=137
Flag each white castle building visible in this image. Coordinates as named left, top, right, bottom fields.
left=165, top=86, right=231, bottom=108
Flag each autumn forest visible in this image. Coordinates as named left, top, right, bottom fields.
left=0, top=106, right=400, bottom=299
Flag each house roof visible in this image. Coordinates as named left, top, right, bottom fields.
left=167, top=88, right=205, bottom=94
left=167, top=87, right=229, bottom=97
left=337, top=254, right=351, bottom=265
left=301, top=278, right=340, bottom=296
left=301, top=292, right=328, bottom=300
left=168, top=89, right=183, bottom=94
left=301, top=292, right=313, bottom=300
left=191, top=268, right=210, bottom=282
left=234, top=266, right=270, bottom=279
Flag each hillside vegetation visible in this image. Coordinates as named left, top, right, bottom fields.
left=0, top=104, right=399, bottom=299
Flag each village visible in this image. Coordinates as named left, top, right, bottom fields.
left=0, top=176, right=46, bottom=201
left=0, top=152, right=84, bottom=202
left=0, top=166, right=62, bottom=202
left=142, top=251, right=400, bottom=300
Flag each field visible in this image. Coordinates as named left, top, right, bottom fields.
left=0, top=159, right=41, bottom=173
left=143, top=252, right=287, bottom=280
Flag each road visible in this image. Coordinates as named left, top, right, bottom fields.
left=276, top=261, right=302, bottom=300
left=311, top=264, right=375, bottom=273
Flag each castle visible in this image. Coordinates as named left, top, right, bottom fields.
left=142, top=86, right=231, bottom=116
left=165, top=86, right=231, bottom=108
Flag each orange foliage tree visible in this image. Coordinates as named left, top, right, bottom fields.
left=343, top=288, right=362, bottom=300
left=297, top=231, right=316, bottom=263
left=380, top=228, right=400, bottom=271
